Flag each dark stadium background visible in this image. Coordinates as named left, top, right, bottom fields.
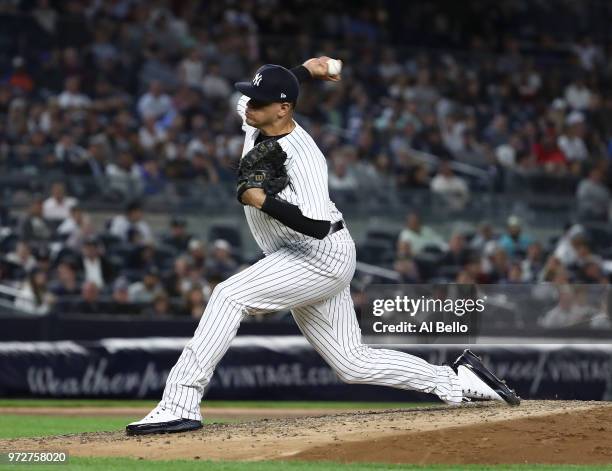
left=0, top=0, right=610, bottom=401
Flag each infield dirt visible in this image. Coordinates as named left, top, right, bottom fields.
left=1, top=400, right=611, bottom=465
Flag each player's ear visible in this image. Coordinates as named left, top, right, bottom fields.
left=278, top=102, right=292, bottom=118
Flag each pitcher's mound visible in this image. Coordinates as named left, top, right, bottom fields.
left=2, top=400, right=611, bottom=465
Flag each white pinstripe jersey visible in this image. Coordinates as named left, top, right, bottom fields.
left=236, top=94, right=344, bottom=255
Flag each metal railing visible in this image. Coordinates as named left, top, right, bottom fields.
left=0, top=283, right=45, bottom=316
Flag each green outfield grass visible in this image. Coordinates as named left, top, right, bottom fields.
left=1, top=458, right=610, bottom=471
left=0, top=415, right=132, bottom=439
left=0, top=399, right=436, bottom=409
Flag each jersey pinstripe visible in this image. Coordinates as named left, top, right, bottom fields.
left=237, top=94, right=343, bottom=254
left=155, top=94, right=464, bottom=420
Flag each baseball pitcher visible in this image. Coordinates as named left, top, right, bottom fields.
left=127, top=57, right=519, bottom=435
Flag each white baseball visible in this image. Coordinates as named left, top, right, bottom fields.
left=327, top=59, right=342, bottom=76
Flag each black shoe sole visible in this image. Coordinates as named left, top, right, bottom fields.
left=453, top=349, right=521, bottom=406
left=126, top=419, right=203, bottom=436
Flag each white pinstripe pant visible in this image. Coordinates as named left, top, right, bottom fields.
left=160, top=229, right=461, bottom=419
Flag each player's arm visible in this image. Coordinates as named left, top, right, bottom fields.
left=295, top=57, right=342, bottom=82
left=235, top=94, right=253, bottom=131
left=241, top=189, right=331, bottom=239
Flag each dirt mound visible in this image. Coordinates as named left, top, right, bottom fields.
left=1, top=401, right=610, bottom=465
left=293, top=403, right=612, bottom=465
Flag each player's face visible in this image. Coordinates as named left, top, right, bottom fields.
left=246, top=99, right=290, bottom=128
left=245, top=99, right=278, bottom=127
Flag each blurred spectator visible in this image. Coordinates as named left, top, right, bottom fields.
left=558, top=112, right=589, bottom=163
left=128, top=269, right=164, bottom=303
left=206, top=239, right=238, bottom=279
left=398, top=212, right=446, bottom=255
left=57, top=205, right=94, bottom=249
left=393, top=256, right=420, bottom=283
left=430, top=160, right=470, bottom=210
left=77, top=237, right=114, bottom=289
left=137, top=158, right=167, bottom=196
left=573, top=239, right=602, bottom=271
left=456, top=257, right=484, bottom=284
left=533, top=130, right=567, bottom=174
left=49, top=262, right=80, bottom=297
left=413, top=127, right=452, bottom=159
left=552, top=224, right=586, bottom=268
left=187, top=263, right=209, bottom=297
left=20, top=196, right=52, bottom=242
left=163, top=218, right=192, bottom=252
left=469, top=222, right=495, bottom=252
left=205, top=273, right=223, bottom=301
left=32, top=0, right=58, bottom=35
left=6, top=241, right=37, bottom=274
left=108, top=201, right=154, bottom=243
left=178, top=49, right=205, bottom=88
left=105, top=151, right=143, bottom=200
left=564, top=78, right=591, bottom=111
left=439, top=233, right=471, bottom=269
left=520, top=242, right=545, bottom=282
left=394, top=239, right=420, bottom=282
left=328, top=152, right=359, bottom=191
left=498, top=216, right=533, bottom=257
left=484, top=246, right=511, bottom=283
left=34, top=249, right=52, bottom=275
left=145, top=292, right=173, bottom=317
left=483, top=115, right=509, bottom=147
left=573, top=37, right=603, bottom=71
left=108, top=278, right=137, bottom=315
left=183, top=285, right=206, bottom=318
left=14, top=268, right=54, bottom=314
left=201, top=63, right=231, bottom=100
left=506, top=262, right=524, bottom=283
left=57, top=76, right=91, bottom=109
left=576, top=165, right=610, bottom=222
left=187, top=239, right=207, bottom=271
left=126, top=240, right=159, bottom=273
left=42, top=182, right=78, bottom=222
left=539, top=287, right=589, bottom=328
left=456, top=131, right=489, bottom=167
left=577, top=258, right=607, bottom=284
left=137, top=80, right=173, bottom=119
left=9, top=57, right=34, bottom=94
left=70, top=281, right=104, bottom=315
left=163, top=256, right=192, bottom=297
left=139, top=116, right=167, bottom=150
left=54, top=134, right=89, bottom=174
left=190, top=152, right=220, bottom=184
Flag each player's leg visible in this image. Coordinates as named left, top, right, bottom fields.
left=157, top=244, right=352, bottom=421
left=292, top=286, right=520, bottom=405
left=291, top=286, right=464, bottom=404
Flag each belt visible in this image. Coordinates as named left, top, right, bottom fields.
left=328, top=219, right=345, bottom=236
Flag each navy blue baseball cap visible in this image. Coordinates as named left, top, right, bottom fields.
left=234, top=64, right=299, bottom=103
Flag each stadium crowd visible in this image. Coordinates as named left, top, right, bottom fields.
left=0, top=1, right=611, bottom=326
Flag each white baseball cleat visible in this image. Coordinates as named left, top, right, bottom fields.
left=453, top=349, right=521, bottom=405
left=456, top=364, right=505, bottom=401
left=126, top=405, right=202, bottom=436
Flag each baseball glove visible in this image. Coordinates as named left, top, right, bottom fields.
left=236, top=140, right=289, bottom=204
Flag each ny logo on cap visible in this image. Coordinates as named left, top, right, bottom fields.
left=280, top=93, right=286, bottom=99
left=253, top=73, right=263, bottom=86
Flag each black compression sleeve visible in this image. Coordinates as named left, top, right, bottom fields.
left=261, top=196, right=331, bottom=239
left=290, top=65, right=312, bottom=84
